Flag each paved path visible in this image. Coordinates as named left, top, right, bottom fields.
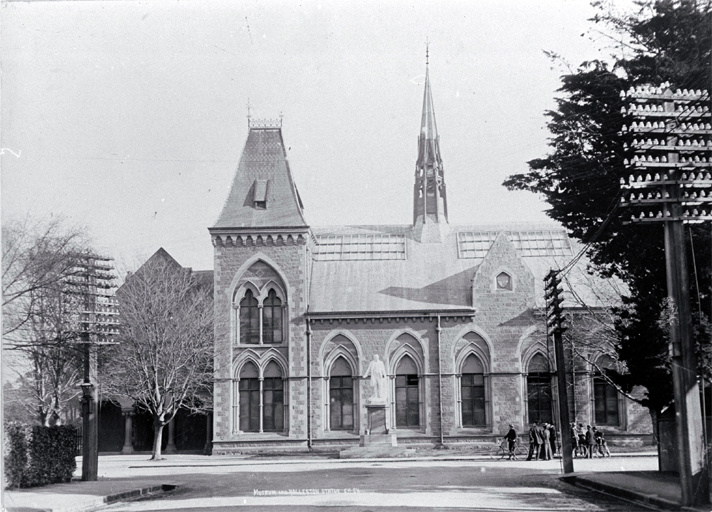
left=4, top=454, right=659, bottom=512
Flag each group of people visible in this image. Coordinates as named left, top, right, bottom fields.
left=524, top=421, right=558, bottom=461
left=502, top=421, right=611, bottom=461
left=571, top=422, right=611, bottom=458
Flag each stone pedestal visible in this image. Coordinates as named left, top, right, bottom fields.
left=365, top=404, right=389, bottom=436
left=340, top=403, right=414, bottom=459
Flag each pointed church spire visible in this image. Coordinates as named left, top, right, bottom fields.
left=413, top=47, right=448, bottom=242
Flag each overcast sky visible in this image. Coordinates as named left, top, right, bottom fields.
left=1, top=0, right=630, bottom=271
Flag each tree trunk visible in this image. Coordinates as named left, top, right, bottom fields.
left=649, top=408, right=659, bottom=446
left=151, top=422, right=165, bottom=460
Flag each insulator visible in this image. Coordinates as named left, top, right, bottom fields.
left=683, top=209, right=691, bottom=217
left=692, top=140, right=699, bottom=146
left=620, top=106, right=627, bottom=114
left=682, top=172, right=688, bottom=180
left=685, top=139, right=691, bottom=146
left=631, top=122, right=638, bottom=130
left=630, top=174, right=636, bottom=183
left=706, top=173, right=712, bottom=180
left=701, top=190, right=707, bottom=198
left=696, top=89, right=703, bottom=96
left=624, top=158, right=630, bottom=165
left=656, top=211, right=663, bottom=218
left=655, top=157, right=660, bottom=163
left=708, top=140, right=712, bottom=146
left=646, top=192, right=654, bottom=199
left=619, top=177, right=626, bottom=185
left=681, top=157, right=687, bottom=163
left=693, top=209, right=700, bottom=216
left=706, top=124, right=712, bottom=130
left=662, top=173, right=669, bottom=180
left=639, top=212, right=646, bottom=219
left=645, top=173, right=652, bottom=181
left=661, top=156, right=668, bottom=163
left=620, top=90, right=627, bottom=98
left=647, top=155, right=654, bottom=162
left=645, top=138, right=652, bottom=145
left=623, top=142, right=629, bottom=150
left=684, top=191, right=690, bottom=198
left=656, top=191, right=662, bottom=199
left=646, top=121, right=653, bottom=128
left=703, top=157, right=708, bottom=163
left=648, top=211, right=655, bottom=218
left=637, top=174, right=645, bottom=182
left=694, top=156, right=701, bottom=162
left=683, top=89, right=689, bottom=96
left=676, top=89, right=683, bottom=96
left=654, top=173, right=660, bottom=181
left=622, top=125, right=628, bottom=132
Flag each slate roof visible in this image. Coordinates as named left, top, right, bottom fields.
left=213, top=127, right=307, bottom=230
left=308, top=223, right=619, bottom=314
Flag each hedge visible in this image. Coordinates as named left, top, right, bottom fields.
left=4, top=423, right=77, bottom=489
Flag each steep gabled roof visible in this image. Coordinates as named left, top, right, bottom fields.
left=213, top=127, right=307, bottom=230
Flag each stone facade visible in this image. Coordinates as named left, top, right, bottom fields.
left=207, top=69, right=652, bottom=454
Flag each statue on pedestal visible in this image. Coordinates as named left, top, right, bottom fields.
left=363, top=354, right=387, bottom=404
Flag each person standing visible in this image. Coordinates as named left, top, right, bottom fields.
left=570, top=422, right=579, bottom=457
left=505, top=424, right=518, bottom=460
left=541, top=423, right=552, bottom=460
left=548, top=423, right=557, bottom=457
left=585, top=425, right=594, bottom=458
left=526, top=422, right=540, bottom=461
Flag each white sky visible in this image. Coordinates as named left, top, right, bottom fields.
left=1, top=0, right=627, bottom=271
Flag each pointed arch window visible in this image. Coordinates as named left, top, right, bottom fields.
left=263, top=361, right=284, bottom=432
left=461, top=354, right=486, bottom=427
left=238, top=362, right=260, bottom=432
left=262, top=289, right=283, bottom=344
left=329, top=357, right=354, bottom=431
left=236, top=361, right=285, bottom=434
left=594, top=370, right=620, bottom=426
left=527, top=353, right=553, bottom=424
left=235, top=286, right=285, bottom=345
left=239, top=290, right=260, bottom=344
left=395, top=356, right=419, bottom=428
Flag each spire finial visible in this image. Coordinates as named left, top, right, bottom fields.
left=247, top=98, right=252, bottom=125
left=425, top=38, right=429, bottom=66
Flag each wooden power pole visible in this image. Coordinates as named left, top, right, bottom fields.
left=620, top=84, right=710, bottom=507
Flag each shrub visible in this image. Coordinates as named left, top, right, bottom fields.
left=4, top=423, right=77, bottom=489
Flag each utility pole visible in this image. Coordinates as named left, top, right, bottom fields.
left=67, top=253, right=119, bottom=481
left=620, top=84, right=711, bottom=507
left=545, top=269, right=574, bottom=474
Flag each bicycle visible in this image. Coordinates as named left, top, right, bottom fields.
left=489, top=438, right=526, bottom=460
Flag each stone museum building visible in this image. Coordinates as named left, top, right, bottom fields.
left=203, top=62, right=652, bottom=454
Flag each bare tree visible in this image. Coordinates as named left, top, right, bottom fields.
left=106, top=254, right=213, bottom=460
left=2, top=217, right=93, bottom=426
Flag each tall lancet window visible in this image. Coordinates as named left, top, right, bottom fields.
left=395, top=356, right=420, bottom=428
left=461, top=354, right=486, bottom=427
left=262, top=289, right=283, bottom=344
left=239, top=290, right=260, bottom=344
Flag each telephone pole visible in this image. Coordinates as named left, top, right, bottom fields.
left=620, top=84, right=711, bottom=507
left=545, top=269, right=574, bottom=474
left=67, top=253, right=119, bottom=481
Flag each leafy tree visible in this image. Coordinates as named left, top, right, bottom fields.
left=106, top=251, right=213, bottom=460
left=504, top=0, right=711, bottom=421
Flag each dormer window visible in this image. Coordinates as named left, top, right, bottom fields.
left=496, top=271, right=512, bottom=290
left=253, top=179, right=269, bottom=209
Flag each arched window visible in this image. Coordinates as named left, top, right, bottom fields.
left=239, top=290, right=260, bottom=344
left=594, top=370, right=620, bottom=426
left=263, top=361, right=284, bottom=432
left=262, top=289, right=283, bottom=344
left=239, top=362, right=259, bottom=432
left=496, top=271, right=512, bottom=290
left=527, top=353, right=552, bottom=424
left=395, top=356, right=419, bottom=428
left=329, top=357, right=353, bottom=431
left=461, top=354, right=486, bottom=427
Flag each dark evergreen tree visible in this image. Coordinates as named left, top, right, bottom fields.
left=504, top=0, right=712, bottom=421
